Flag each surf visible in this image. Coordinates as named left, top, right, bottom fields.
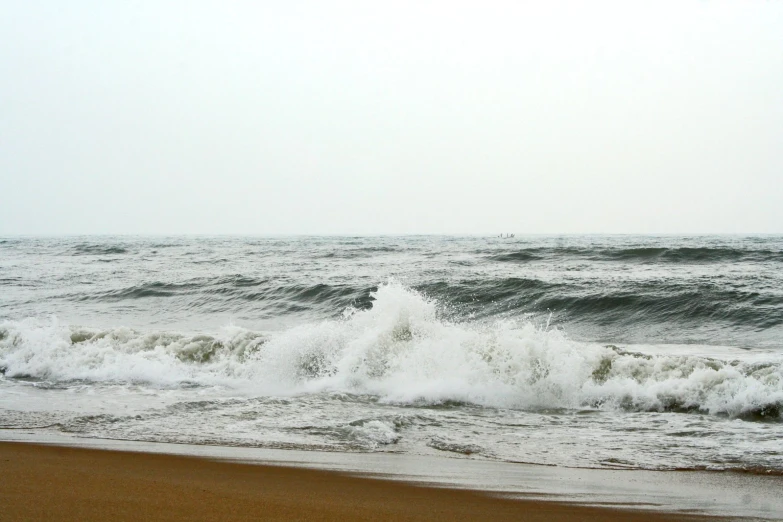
left=2, top=282, right=781, bottom=420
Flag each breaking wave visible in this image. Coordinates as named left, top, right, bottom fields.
left=1, top=283, right=781, bottom=420
left=56, top=274, right=783, bottom=332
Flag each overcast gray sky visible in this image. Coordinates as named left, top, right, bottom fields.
left=1, top=1, right=781, bottom=235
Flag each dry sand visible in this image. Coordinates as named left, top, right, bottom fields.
left=0, top=442, right=720, bottom=521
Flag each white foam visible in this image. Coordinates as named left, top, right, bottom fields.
left=345, top=420, right=401, bottom=448
left=1, top=282, right=781, bottom=418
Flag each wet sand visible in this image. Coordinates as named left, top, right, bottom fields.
left=0, top=442, right=718, bottom=522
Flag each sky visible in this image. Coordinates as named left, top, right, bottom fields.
left=1, top=1, right=781, bottom=235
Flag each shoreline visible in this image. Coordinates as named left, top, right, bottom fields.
left=3, top=429, right=783, bottom=519
left=0, top=441, right=726, bottom=522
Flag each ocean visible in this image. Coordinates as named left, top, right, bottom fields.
left=1, top=235, right=782, bottom=475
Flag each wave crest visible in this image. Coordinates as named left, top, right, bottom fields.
left=1, top=283, right=781, bottom=419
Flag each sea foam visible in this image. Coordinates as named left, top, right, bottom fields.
left=1, top=283, right=781, bottom=419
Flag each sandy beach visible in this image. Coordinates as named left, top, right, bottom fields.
left=0, top=442, right=723, bottom=522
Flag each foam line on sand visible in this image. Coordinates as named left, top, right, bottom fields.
left=0, top=442, right=722, bottom=522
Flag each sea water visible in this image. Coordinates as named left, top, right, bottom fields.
left=1, top=236, right=781, bottom=473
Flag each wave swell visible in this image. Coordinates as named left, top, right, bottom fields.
left=487, top=246, right=783, bottom=264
